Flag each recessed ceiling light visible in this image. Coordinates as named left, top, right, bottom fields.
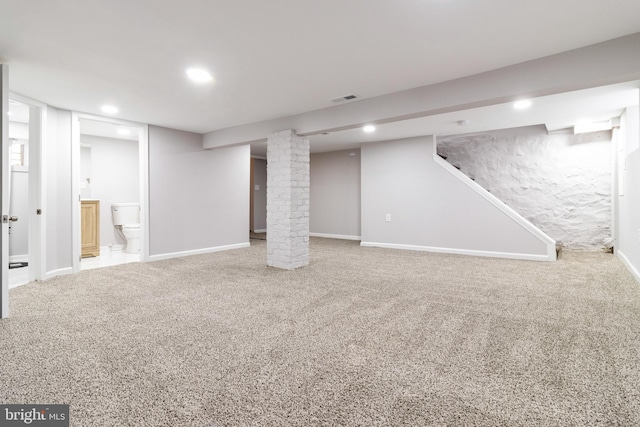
left=513, top=100, right=532, bottom=110
left=186, top=68, right=214, bottom=83
left=363, top=125, right=376, bottom=133
left=117, top=128, right=131, bottom=136
left=101, top=105, right=119, bottom=115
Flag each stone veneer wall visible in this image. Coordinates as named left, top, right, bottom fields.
left=266, top=130, right=310, bottom=269
left=437, top=125, right=612, bottom=250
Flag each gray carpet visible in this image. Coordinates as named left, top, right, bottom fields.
left=1, top=238, right=639, bottom=426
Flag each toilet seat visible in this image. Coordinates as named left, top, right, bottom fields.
left=122, top=224, right=140, bottom=230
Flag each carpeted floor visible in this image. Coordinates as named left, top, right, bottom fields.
left=1, top=238, right=639, bottom=426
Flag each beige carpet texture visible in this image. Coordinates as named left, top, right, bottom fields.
left=1, top=238, right=639, bottom=426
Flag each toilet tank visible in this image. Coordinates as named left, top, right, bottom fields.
left=111, top=203, right=140, bottom=225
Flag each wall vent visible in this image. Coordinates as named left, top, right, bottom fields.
left=330, top=94, right=358, bottom=103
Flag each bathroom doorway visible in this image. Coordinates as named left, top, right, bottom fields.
left=71, top=113, right=149, bottom=272
left=7, top=95, right=45, bottom=289
left=7, top=99, right=30, bottom=287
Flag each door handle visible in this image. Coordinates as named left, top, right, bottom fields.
left=8, top=216, right=18, bottom=222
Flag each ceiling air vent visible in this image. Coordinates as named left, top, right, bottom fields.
left=330, top=94, right=358, bottom=103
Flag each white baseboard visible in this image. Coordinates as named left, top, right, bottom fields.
left=9, top=255, right=28, bottom=263
left=617, top=250, right=640, bottom=283
left=100, top=244, right=125, bottom=253
left=310, top=232, right=361, bottom=241
left=148, top=242, right=250, bottom=262
left=253, top=229, right=267, bottom=233
left=44, top=267, right=74, bottom=280
left=360, top=241, right=554, bottom=262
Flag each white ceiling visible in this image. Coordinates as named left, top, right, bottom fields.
left=8, top=103, right=141, bottom=141
left=79, top=119, right=140, bottom=142
left=2, top=0, right=640, bottom=136
left=266, top=81, right=637, bottom=157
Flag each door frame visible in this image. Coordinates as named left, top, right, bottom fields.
left=1, top=64, right=9, bottom=317
left=70, top=112, right=149, bottom=273
left=9, top=92, right=48, bottom=284
left=250, top=157, right=255, bottom=232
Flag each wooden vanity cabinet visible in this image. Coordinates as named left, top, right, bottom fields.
left=81, top=200, right=100, bottom=258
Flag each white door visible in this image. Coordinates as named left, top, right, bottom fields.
left=1, top=64, right=10, bottom=318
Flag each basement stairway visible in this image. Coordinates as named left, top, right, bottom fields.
left=438, top=154, right=477, bottom=183
left=437, top=150, right=558, bottom=260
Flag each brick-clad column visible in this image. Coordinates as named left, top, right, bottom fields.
left=267, top=129, right=310, bottom=269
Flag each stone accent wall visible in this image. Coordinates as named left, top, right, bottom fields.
left=438, top=125, right=612, bottom=250
left=267, top=130, right=310, bottom=269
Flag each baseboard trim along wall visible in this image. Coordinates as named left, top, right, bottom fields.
left=45, top=267, right=74, bottom=280
left=360, top=241, right=554, bottom=262
left=617, top=250, right=640, bottom=283
left=100, top=244, right=125, bottom=253
left=310, top=232, right=361, bottom=241
left=148, top=242, right=250, bottom=262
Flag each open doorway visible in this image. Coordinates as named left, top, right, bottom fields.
left=71, top=114, right=149, bottom=271
left=7, top=95, right=45, bottom=289
left=249, top=156, right=267, bottom=241
left=7, top=99, right=29, bottom=287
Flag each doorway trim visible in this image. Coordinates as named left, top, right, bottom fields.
left=9, top=92, right=48, bottom=283
left=1, top=64, right=9, bottom=318
left=70, top=112, right=149, bottom=273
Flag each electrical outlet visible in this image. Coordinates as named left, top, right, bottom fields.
left=385, top=213, right=391, bottom=222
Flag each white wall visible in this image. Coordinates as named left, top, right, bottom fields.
left=9, top=169, right=28, bottom=259
left=438, top=126, right=612, bottom=250
left=361, top=136, right=553, bottom=260
left=79, top=146, right=92, bottom=199
left=9, top=121, right=28, bottom=140
left=252, top=158, right=267, bottom=231
left=148, top=126, right=249, bottom=258
left=8, top=121, right=29, bottom=260
left=46, top=107, right=73, bottom=273
left=310, top=149, right=361, bottom=239
left=617, top=105, right=640, bottom=281
left=81, top=135, right=139, bottom=247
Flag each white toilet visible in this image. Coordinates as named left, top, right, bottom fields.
left=111, top=202, right=141, bottom=254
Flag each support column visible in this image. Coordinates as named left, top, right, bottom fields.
left=267, top=129, right=310, bottom=269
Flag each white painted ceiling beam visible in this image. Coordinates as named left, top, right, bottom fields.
left=203, top=32, right=640, bottom=149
